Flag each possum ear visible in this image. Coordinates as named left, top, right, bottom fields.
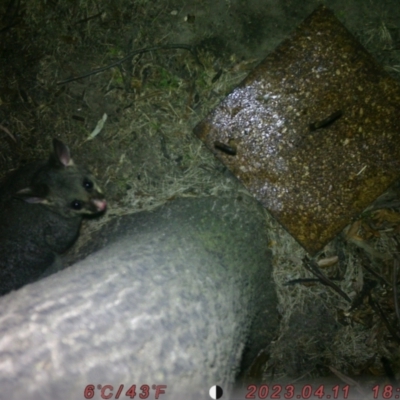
left=52, top=139, right=75, bottom=167
left=15, top=184, right=50, bottom=204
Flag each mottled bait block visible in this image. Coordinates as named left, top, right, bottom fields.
left=194, top=6, right=400, bottom=255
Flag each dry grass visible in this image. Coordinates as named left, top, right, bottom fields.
left=1, top=0, right=400, bottom=387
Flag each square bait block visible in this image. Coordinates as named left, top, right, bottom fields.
left=194, top=6, right=400, bottom=255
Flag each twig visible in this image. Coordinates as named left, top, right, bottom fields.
left=369, top=296, right=400, bottom=344
left=349, top=279, right=377, bottom=311
left=359, top=251, right=391, bottom=286
left=284, top=277, right=342, bottom=286
left=74, top=10, right=103, bottom=25
left=57, top=44, right=203, bottom=85
left=302, top=257, right=351, bottom=303
left=0, top=124, right=16, bottom=142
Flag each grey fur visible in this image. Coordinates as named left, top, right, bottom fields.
left=0, top=139, right=106, bottom=296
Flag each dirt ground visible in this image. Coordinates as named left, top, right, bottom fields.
left=1, top=0, right=400, bottom=393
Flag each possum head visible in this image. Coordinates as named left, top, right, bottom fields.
left=15, top=139, right=107, bottom=218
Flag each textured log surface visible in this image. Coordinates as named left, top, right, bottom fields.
left=0, top=196, right=278, bottom=400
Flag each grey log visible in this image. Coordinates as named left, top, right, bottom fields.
left=0, top=196, right=279, bottom=400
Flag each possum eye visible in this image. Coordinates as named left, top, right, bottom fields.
left=83, top=178, right=94, bottom=191
left=71, top=200, right=83, bottom=210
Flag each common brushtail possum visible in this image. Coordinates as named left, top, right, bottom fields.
left=0, top=139, right=107, bottom=296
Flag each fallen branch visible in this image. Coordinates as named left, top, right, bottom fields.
left=57, top=44, right=202, bottom=85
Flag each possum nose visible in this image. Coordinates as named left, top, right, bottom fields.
left=93, top=199, right=107, bottom=212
